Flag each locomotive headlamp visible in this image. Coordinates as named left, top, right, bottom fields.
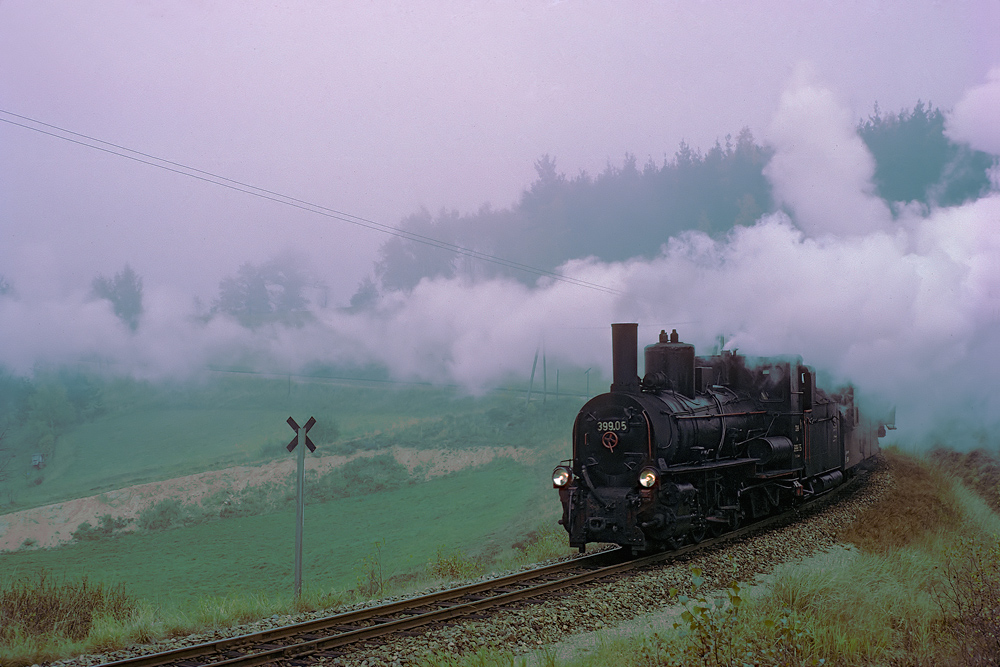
left=638, top=467, right=659, bottom=488
left=552, top=466, right=572, bottom=488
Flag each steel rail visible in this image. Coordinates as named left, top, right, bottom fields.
left=97, top=550, right=619, bottom=667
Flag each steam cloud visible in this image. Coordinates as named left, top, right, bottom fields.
left=2, top=67, right=999, bottom=448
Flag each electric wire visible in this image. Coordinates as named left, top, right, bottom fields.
left=0, top=109, right=620, bottom=295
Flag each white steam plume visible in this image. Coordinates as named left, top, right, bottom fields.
left=947, top=65, right=1000, bottom=156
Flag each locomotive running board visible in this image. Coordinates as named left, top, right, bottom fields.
left=753, top=467, right=803, bottom=480
left=663, top=457, right=758, bottom=474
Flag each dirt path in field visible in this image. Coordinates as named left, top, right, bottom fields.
left=0, top=446, right=536, bottom=552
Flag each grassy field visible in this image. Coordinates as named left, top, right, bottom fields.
left=0, top=370, right=589, bottom=665
left=2, top=458, right=562, bottom=606
left=2, top=369, right=595, bottom=510
left=0, top=453, right=577, bottom=666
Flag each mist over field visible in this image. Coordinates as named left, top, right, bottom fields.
left=1, top=3, right=999, bottom=449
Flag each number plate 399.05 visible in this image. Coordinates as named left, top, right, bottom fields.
left=596, top=419, right=628, bottom=433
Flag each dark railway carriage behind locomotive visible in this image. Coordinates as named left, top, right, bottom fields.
left=552, top=323, right=891, bottom=551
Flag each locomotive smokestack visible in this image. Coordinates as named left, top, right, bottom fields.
left=611, top=323, right=639, bottom=393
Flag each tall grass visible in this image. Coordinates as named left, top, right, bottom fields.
left=930, top=446, right=1000, bottom=514
left=838, top=449, right=959, bottom=551
left=0, top=573, right=138, bottom=665
left=0, top=573, right=135, bottom=642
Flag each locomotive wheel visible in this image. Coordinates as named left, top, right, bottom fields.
left=708, top=519, right=727, bottom=538
left=688, top=526, right=707, bottom=544
left=708, top=510, right=741, bottom=537
left=665, top=535, right=686, bottom=550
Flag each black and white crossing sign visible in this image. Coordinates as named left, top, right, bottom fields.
left=286, top=416, right=316, bottom=452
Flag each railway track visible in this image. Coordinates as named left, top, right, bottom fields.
left=98, top=471, right=868, bottom=667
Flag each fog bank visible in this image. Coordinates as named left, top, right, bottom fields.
left=2, top=69, right=999, bottom=448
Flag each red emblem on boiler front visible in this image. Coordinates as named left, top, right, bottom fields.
left=602, top=431, right=618, bottom=452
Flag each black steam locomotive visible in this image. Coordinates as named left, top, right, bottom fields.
left=553, top=323, right=891, bottom=552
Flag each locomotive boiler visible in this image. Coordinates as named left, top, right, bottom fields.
left=552, top=323, right=890, bottom=551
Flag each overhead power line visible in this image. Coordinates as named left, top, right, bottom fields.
left=0, top=109, right=620, bottom=295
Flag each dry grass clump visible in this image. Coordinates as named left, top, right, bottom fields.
left=929, top=446, right=1000, bottom=514
left=0, top=573, right=136, bottom=643
left=838, top=448, right=958, bottom=553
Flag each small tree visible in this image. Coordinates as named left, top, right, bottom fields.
left=92, top=264, right=144, bottom=331
left=213, top=256, right=312, bottom=328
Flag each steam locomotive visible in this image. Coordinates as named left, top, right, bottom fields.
left=553, top=323, right=891, bottom=552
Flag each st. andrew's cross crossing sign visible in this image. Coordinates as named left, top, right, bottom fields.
left=286, top=416, right=316, bottom=452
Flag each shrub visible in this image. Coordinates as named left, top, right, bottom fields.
left=355, top=539, right=387, bottom=599
left=100, top=514, right=130, bottom=536
left=137, top=499, right=185, bottom=531
left=427, top=546, right=484, bottom=580
left=669, top=567, right=823, bottom=667
left=934, top=536, right=1000, bottom=666
left=307, top=455, right=413, bottom=502
left=215, top=482, right=291, bottom=519
left=71, top=521, right=97, bottom=541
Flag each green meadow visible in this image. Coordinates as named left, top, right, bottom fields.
left=0, top=368, right=592, bottom=664
left=2, top=458, right=559, bottom=606
left=2, top=368, right=596, bottom=510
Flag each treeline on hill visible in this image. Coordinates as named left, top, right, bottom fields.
left=362, top=102, right=996, bottom=298
left=0, top=102, right=993, bottom=325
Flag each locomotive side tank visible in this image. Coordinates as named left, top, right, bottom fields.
left=553, top=323, right=889, bottom=551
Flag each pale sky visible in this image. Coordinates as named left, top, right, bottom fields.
left=2, top=1, right=997, bottom=304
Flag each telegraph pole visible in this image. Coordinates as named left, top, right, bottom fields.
left=526, top=348, right=539, bottom=406
left=542, top=349, right=547, bottom=404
